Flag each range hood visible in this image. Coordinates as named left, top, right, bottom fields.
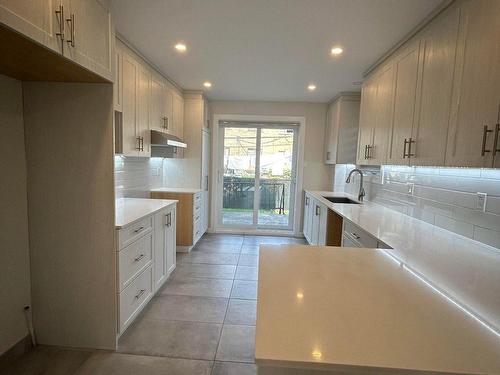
left=151, top=130, right=187, bottom=158
left=151, top=130, right=187, bottom=148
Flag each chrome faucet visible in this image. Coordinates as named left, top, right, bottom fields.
left=346, top=168, right=365, bottom=202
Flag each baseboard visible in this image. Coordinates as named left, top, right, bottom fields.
left=0, top=335, right=32, bottom=371
left=176, top=245, right=194, bottom=253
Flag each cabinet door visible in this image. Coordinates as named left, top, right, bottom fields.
left=202, top=130, right=210, bottom=231
left=114, top=47, right=123, bottom=111
left=166, top=207, right=176, bottom=275
left=357, top=78, right=376, bottom=164
left=153, top=210, right=167, bottom=292
left=137, top=65, right=151, bottom=157
left=151, top=74, right=166, bottom=133
left=62, top=0, right=112, bottom=81
left=412, top=7, right=460, bottom=166
left=173, top=93, right=184, bottom=138
left=336, top=98, right=360, bottom=164
left=325, top=101, right=340, bottom=164
left=303, top=194, right=311, bottom=243
left=164, top=87, right=174, bottom=134
left=311, top=200, right=321, bottom=245
left=370, top=63, right=394, bottom=165
left=387, top=41, right=420, bottom=166
left=122, top=53, right=139, bottom=156
left=317, top=203, right=327, bottom=246
left=445, top=0, right=500, bottom=167
left=0, top=0, right=61, bottom=53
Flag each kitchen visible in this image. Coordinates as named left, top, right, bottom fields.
left=1, top=0, right=499, bottom=374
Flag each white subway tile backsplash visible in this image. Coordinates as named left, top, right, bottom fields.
left=114, top=156, right=163, bottom=199
left=334, top=164, right=500, bottom=248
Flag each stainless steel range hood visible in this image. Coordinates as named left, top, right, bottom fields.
left=151, top=130, right=187, bottom=158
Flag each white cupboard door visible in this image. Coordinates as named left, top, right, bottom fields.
left=62, top=0, right=112, bottom=81
left=325, top=101, right=340, bottom=164
left=114, top=47, right=123, bottom=111
left=0, top=0, right=62, bottom=53
left=357, top=78, right=376, bottom=164
left=445, top=0, right=500, bottom=167
left=173, top=93, right=184, bottom=138
left=202, top=130, right=211, bottom=232
left=164, top=87, right=174, bottom=134
left=412, top=7, right=460, bottom=166
left=303, top=194, right=311, bottom=243
left=153, top=210, right=167, bottom=292
left=122, top=53, right=139, bottom=156
left=336, top=98, right=360, bottom=164
left=318, top=203, right=327, bottom=246
left=137, top=66, right=151, bottom=157
left=370, top=63, right=394, bottom=165
left=387, top=41, right=420, bottom=166
left=166, top=207, right=176, bottom=275
left=151, top=75, right=166, bottom=133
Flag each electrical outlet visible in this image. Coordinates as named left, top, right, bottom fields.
left=407, top=182, right=414, bottom=195
left=476, top=192, right=487, bottom=212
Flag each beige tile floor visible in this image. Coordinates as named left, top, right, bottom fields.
left=2, top=234, right=306, bottom=375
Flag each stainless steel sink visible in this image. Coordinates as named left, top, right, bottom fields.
left=323, top=196, right=360, bottom=204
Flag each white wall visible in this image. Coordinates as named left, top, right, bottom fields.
left=0, top=75, right=31, bottom=355
left=210, top=101, right=331, bottom=191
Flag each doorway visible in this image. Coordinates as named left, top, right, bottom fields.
left=217, top=122, right=299, bottom=231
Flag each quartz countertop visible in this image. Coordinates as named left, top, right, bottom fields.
left=115, top=198, right=178, bottom=228
left=306, top=190, right=500, bottom=332
left=151, top=187, right=202, bottom=194
left=255, top=245, right=500, bottom=374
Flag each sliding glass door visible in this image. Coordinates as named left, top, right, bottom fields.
left=218, top=122, right=298, bottom=231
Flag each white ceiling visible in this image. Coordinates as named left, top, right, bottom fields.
left=111, top=0, right=442, bottom=102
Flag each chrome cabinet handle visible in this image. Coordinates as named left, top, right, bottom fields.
left=136, top=137, right=142, bottom=150
left=305, top=197, right=309, bottom=206
left=135, top=289, right=146, bottom=299
left=350, top=232, right=361, bottom=239
left=141, top=137, right=144, bottom=151
left=326, top=151, right=331, bottom=161
left=481, top=125, right=493, bottom=156
left=315, top=205, right=320, bottom=216
left=493, top=124, right=500, bottom=157
left=66, top=13, right=75, bottom=47
left=403, top=138, right=408, bottom=158
left=407, top=138, right=415, bottom=157
left=165, top=212, right=172, bottom=227
left=366, top=145, right=373, bottom=159
left=134, top=254, right=145, bottom=262
left=364, top=145, right=368, bottom=159
left=133, top=226, right=145, bottom=233
left=205, top=176, right=209, bottom=191
left=55, top=5, right=65, bottom=41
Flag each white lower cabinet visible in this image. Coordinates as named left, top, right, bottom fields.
left=116, top=203, right=177, bottom=335
left=303, top=192, right=327, bottom=246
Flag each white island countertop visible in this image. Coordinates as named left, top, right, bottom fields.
left=115, top=198, right=178, bottom=228
left=256, top=245, right=500, bottom=375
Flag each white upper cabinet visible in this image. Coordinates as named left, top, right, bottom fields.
left=387, top=41, right=421, bottom=166
left=137, top=65, right=151, bottom=157
left=61, top=0, right=112, bottom=81
left=172, top=92, right=184, bottom=139
left=357, top=62, right=394, bottom=165
left=325, top=94, right=360, bottom=165
left=114, top=46, right=123, bottom=111
left=0, top=0, right=112, bottom=81
left=121, top=50, right=139, bottom=156
left=0, top=0, right=62, bottom=53
left=411, top=6, right=460, bottom=166
left=445, top=0, right=500, bottom=168
left=151, top=73, right=167, bottom=133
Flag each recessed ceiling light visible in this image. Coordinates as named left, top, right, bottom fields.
left=331, top=46, right=344, bottom=56
left=307, top=84, right=317, bottom=91
left=203, top=81, right=212, bottom=88
left=175, top=43, right=187, bottom=52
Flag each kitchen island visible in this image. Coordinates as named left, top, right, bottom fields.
left=255, top=245, right=500, bottom=375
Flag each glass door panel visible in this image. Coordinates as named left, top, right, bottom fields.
left=258, top=128, right=296, bottom=229
left=221, top=127, right=257, bottom=226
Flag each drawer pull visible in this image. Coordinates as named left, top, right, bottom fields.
left=135, top=289, right=146, bottom=300
left=165, top=213, right=172, bottom=227
left=134, top=226, right=145, bottom=233
left=350, top=232, right=361, bottom=239
left=134, top=254, right=145, bottom=262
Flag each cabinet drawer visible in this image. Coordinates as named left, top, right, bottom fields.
left=118, top=216, right=153, bottom=249
left=119, top=232, right=153, bottom=291
left=119, top=265, right=153, bottom=332
left=343, top=220, right=378, bottom=248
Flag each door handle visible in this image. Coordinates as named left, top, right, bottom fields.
left=66, top=13, right=75, bottom=47
left=315, top=205, right=320, bottom=216
left=403, top=138, right=408, bottom=158
left=493, top=124, right=500, bottom=157
left=481, top=125, right=492, bottom=156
